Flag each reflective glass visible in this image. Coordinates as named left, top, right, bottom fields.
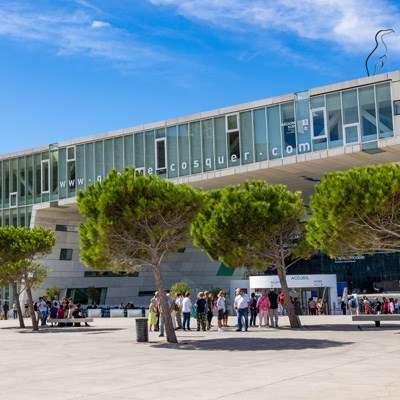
left=26, top=155, right=34, bottom=203
left=85, top=143, right=94, bottom=188
left=50, top=150, right=58, bottom=200
left=295, top=99, right=312, bottom=154
left=167, top=126, right=178, bottom=178
left=156, top=139, right=166, bottom=171
left=240, top=111, right=254, bottom=165
left=75, top=145, right=85, bottom=191
left=124, top=135, right=134, bottom=168
left=342, top=90, right=359, bottom=124
left=311, top=96, right=325, bottom=109
left=104, top=139, right=113, bottom=175
left=227, top=131, right=240, bottom=167
left=178, top=124, right=190, bottom=176
left=312, top=109, right=325, bottom=138
left=0, top=162, right=2, bottom=208
left=58, top=148, right=67, bottom=199
left=94, top=141, right=104, bottom=184
left=227, top=115, right=238, bottom=130
left=190, top=122, right=202, bottom=174
left=359, top=86, right=377, bottom=142
left=134, top=133, right=145, bottom=169
left=34, top=154, right=41, bottom=202
left=267, top=106, right=282, bottom=159
left=145, top=130, right=155, bottom=175
left=253, top=108, right=267, bottom=162
left=114, top=137, right=124, bottom=173
left=18, top=157, right=26, bottom=206
left=281, top=102, right=296, bottom=156
left=201, top=120, right=214, bottom=172
left=345, top=125, right=359, bottom=143
left=326, top=93, right=343, bottom=148
left=376, top=83, right=393, bottom=138
left=214, top=117, right=227, bottom=170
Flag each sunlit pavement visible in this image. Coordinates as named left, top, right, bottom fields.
left=1, top=315, right=399, bottom=400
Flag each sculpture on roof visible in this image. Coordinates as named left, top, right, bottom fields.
left=365, top=29, right=395, bottom=76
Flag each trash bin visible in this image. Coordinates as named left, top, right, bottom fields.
left=135, top=317, right=149, bottom=342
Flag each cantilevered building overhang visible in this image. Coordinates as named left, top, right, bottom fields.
left=1, top=71, right=400, bottom=303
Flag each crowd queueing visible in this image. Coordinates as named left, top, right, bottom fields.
left=31, top=295, right=89, bottom=326
left=147, top=288, right=319, bottom=335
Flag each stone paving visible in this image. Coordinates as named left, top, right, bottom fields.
left=0, top=315, right=399, bottom=399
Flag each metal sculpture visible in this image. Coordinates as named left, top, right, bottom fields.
left=365, top=29, right=395, bottom=76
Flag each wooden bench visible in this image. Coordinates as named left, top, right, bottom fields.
left=352, top=314, right=400, bottom=327
left=47, top=318, right=94, bottom=327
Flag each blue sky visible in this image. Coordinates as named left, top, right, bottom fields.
left=1, top=0, right=400, bottom=155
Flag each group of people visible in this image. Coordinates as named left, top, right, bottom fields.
left=148, top=288, right=292, bottom=335
left=347, top=295, right=399, bottom=315
left=148, top=291, right=222, bottom=336
left=307, top=297, right=325, bottom=315
left=33, top=295, right=87, bottom=326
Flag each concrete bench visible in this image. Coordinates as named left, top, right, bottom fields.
left=47, top=318, right=94, bottom=327
left=352, top=314, right=400, bottom=327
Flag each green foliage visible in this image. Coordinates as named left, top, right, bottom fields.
left=191, top=180, right=310, bottom=270
left=170, top=281, right=190, bottom=298
left=307, top=163, right=400, bottom=257
left=45, top=285, right=60, bottom=300
left=78, top=167, right=204, bottom=272
left=0, top=226, right=55, bottom=287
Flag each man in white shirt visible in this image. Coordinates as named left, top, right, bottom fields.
left=234, top=289, right=250, bottom=331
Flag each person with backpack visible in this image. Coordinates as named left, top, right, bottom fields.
left=348, top=296, right=358, bottom=315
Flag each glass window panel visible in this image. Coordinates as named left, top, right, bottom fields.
left=4, top=210, right=9, bottom=227
left=201, top=120, right=214, bottom=172
left=67, top=147, right=75, bottom=160
left=3, top=160, right=10, bottom=207
left=254, top=108, right=267, bottom=162
left=85, top=143, right=95, bottom=187
left=376, top=83, right=393, bottom=138
left=124, top=135, right=134, bottom=168
left=312, top=137, right=328, bottom=151
left=295, top=99, right=312, bottom=154
left=50, top=150, right=58, bottom=200
left=345, top=125, right=359, bottom=144
left=281, top=102, right=296, bottom=156
left=0, top=162, right=2, bottom=208
left=155, top=128, right=165, bottom=139
left=227, top=115, right=238, bottom=130
left=239, top=111, right=254, bottom=165
left=394, top=100, right=400, bottom=116
left=167, top=126, right=178, bottom=178
left=75, top=145, right=85, bottom=190
left=11, top=208, right=17, bottom=227
left=359, top=86, right=377, bottom=142
left=214, top=117, right=227, bottom=170
left=41, top=160, right=50, bottom=193
left=145, top=130, right=155, bottom=175
left=104, top=139, right=113, bottom=176
left=34, top=154, right=41, bottom=202
left=312, top=109, right=326, bottom=138
left=67, top=160, right=76, bottom=197
left=95, top=141, right=104, bottom=184
left=228, top=131, right=240, bottom=167
left=156, top=138, right=167, bottom=172
left=11, top=158, right=18, bottom=194
left=267, top=106, right=282, bottom=159
left=326, top=93, right=343, bottom=148
left=134, top=133, right=144, bottom=169
left=26, top=155, right=34, bottom=203
left=178, top=124, right=190, bottom=176
left=114, top=137, right=124, bottom=173
left=311, top=96, right=325, bottom=109
left=342, top=89, right=359, bottom=125
left=190, top=122, right=202, bottom=174
left=58, top=148, right=67, bottom=199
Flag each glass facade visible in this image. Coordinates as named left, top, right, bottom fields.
left=0, top=81, right=395, bottom=228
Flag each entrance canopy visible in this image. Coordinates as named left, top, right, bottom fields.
left=249, top=274, right=338, bottom=312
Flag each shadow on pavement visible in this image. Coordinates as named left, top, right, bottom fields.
left=151, top=337, right=353, bottom=351
left=303, top=324, right=400, bottom=332
left=10, top=327, right=125, bottom=334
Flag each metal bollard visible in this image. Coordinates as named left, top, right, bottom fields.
left=135, top=317, right=149, bottom=342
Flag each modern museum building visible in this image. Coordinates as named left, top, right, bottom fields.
left=1, top=71, right=400, bottom=307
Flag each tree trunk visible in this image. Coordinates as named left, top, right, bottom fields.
left=276, top=260, right=301, bottom=329
left=12, top=282, right=25, bottom=328
left=23, top=270, right=39, bottom=331
left=152, top=266, right=177, bottom=343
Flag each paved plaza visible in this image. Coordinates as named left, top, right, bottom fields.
left=1, top=315, right=399, bottom=400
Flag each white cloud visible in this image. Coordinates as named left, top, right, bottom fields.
left=0, top=2, right=170, bottom=67
left=91, top=20, right=111, bottom=29
left=148, top=0, right=400, bottom=53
